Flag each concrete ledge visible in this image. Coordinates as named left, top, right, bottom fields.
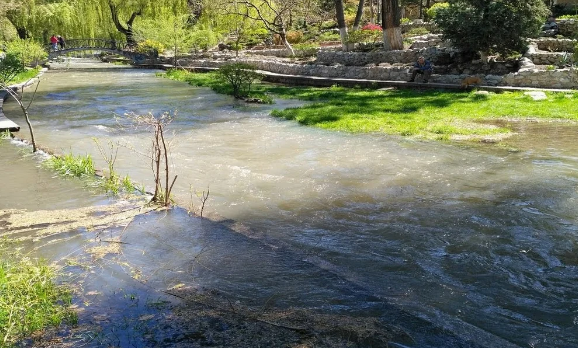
left=0, top=89, right=20, bottom=132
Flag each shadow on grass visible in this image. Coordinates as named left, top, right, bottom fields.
left=268, top=88, right=479, bottom=127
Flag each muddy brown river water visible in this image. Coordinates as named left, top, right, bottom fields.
left=1, top=59, right=577, bottom=347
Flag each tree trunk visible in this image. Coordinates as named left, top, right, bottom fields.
left=381, top=0, right=403, bottom=50
left=353, top=0, right=365, bottom=31
left=109, top=3, right=141, bottom=46
left=16, top=27, right=28, bottom=40
left=280, top=33, right=295, bottom=56
left=370, top=0, right=375, bottom=23
left=335, top=0, right=348, bottom=50
left=419, top=0, right=423, bottom=19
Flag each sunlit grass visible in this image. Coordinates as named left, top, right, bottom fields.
left=0, top=240, right=76, bottom=346
left=159, top=70, right=578, bottom=141
left=7, top=67, right=42, bottom=85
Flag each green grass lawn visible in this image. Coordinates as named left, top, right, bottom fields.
left=160, top=69, right=578, bottom=141
left=7, top=67, right=43, bottom=85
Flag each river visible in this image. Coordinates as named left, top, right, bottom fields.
left=1, top=59, right=577, bottom=347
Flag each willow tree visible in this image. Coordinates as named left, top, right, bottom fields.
left=3, top=0, right=109, bottom=41
left=382, top=0, right=402, bottom=50
left=4, top=0, right=38, bottom=39
left=135, top=15, right=195, bottom=66
left=102, top=0, right=188, bottom=45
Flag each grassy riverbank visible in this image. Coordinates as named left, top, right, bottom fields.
left=160, top=69, right=578, bottom=141
left=0, top=241, right=76, bottom=347
left=6, top=67, right=43, bottom=86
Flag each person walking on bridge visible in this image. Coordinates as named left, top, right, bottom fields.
left=58, top=35, right=66, bottom=50
left=50, top=35, right=58, bottom=51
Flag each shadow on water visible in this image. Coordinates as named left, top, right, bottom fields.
left=0, top=141, right=519, bottom=347
left=27, top=207, right=517, bottom=348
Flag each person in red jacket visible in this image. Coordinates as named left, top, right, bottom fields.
left=50, top=35, right=58, bottom=50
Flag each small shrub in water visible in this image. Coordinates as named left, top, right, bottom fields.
left=217, top=63, right=262, bottom=98
left=45, top=153, right=95, bottom=177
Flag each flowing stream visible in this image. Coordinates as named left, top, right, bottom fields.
left=1, top=59, right=577, bottom=347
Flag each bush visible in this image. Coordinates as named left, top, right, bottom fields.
left=286, top=31, right=304, bottom=44
left=435, top=0, right=549, bottom=56
left=400, top=17, right=411, bottom=25
left=345, top=14, right=356, bottom=27
left=361, top=23, right=383, bottom=32
left=404, top=27, right=431, bottom=37
left=348, top=24, right=382, bottom=44
left=190, top=29, right=218, bottom=51
left=0, top=52, right=25, bottom=84
left=317, top=31, right=341, bottom=42
left=559, top=14, right=578, bottom=20
left=5, top=39, right=47, bottom=67
left=293, top=42, right=320, bottom=51
left=216, top=63, right=262, bottom=98
left=426, top=2, right=449, bottom=22
left=136, top=39, right=165, bottom=56
left=320, top=20, right=337, bottom=30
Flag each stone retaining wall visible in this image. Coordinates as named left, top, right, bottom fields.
left=525, top=51, right=570, bottom=65
left=558, top=19, right=578, bottom=37
left=247, top=48, right=319, bottom=58
left=175, top=56, right=578, bottom=89
left=408, top=34, right=445, bottom=49
left=502, top=68, right=577, bottom=89
left=316, top=47, right=446, bottom=65
left=532, top=37, right=577, bottom=52
left=316, top=48, right=517, bottom=75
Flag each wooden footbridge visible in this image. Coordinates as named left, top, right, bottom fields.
left=48, top=39, right=153, bottom=63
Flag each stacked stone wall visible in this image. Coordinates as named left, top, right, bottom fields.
left=174, top=50, right=578, bottom=89
left=532, top=37, right=576, bottom=52
left=501, top=69, right=578, bottom=89
left=558, top=19, right=578, bottom=37
left=247, top=48, right=319, bottom=58
left=525, top=51, right=570, bottom=65
left=408, top=34, right=444, bottom=49
left=316, top=47, right=448, bottom=66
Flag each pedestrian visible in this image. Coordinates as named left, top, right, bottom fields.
left=58, top=35, right=66, bottom=50
left=50, top=35, right=58, bottom=51
left=540, top=16, right=559, bottom=37
left=408, top=56, right=433, bottom=83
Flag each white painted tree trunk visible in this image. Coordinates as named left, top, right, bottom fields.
left=339, top=27, right=350, bottom=51
left=283, top=37, right=295, bottom=56
left=383, top=27, right=403, bottom=50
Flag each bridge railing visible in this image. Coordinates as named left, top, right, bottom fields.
left=46, top=39, right=129, bottom=52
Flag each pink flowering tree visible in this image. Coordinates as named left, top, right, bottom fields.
left=348, top=23, right=383, bottom=44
